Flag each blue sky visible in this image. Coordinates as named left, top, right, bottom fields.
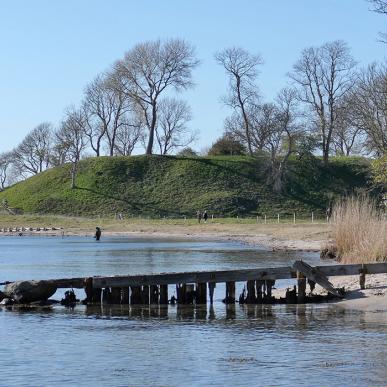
left=0, top=0, right=386, bottom=154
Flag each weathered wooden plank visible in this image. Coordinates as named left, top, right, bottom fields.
left=92, top=267, right=293, bottom=288
left=293, top=261, right=342, bottom=298
left=317, top=262, right=387, bottom=276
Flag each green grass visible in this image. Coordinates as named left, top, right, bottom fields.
left=0, top=154, right=374, bottom=217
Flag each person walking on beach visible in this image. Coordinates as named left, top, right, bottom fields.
left=203, top=210, right=208, bottom=223
left=94, top=227, right=101, bottom=241
left=197, top=210, right=202, bottom=223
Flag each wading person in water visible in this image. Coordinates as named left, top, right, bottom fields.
left=94, top=227, right=101, bottom=241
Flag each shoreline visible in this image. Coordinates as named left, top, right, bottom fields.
left=0, top=224, right=327, bottom=252
left=1, top=221, right=385, bottom=312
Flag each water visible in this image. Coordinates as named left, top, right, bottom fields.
left=0, top=236, right=386, bottom=386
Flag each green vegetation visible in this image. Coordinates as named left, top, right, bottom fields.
left=0, top=155, right=375, bottom=217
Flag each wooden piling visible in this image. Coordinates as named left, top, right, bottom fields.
left=297, top=271, right=306, bottom=303
left=196, top=283, right=207, bottom=304
left=130, top=286, right=142, bottom=304
left=111, top=287, right=122, bottom=304
left=246, top=280, right=256, bottom=303
left=92, top=288, right=102, bottom=304
left=141, top=285, right=150, bottom=304
left=159, top=284, right=168, bottom=304
left=225, top=281, right=235, bottom=303
left=176, top=284, right=187, bottom=304
left=185, top=284, right=195, bottom=304
left=265, top=279, right=275, bottom=298
left=102, top=288, right=111, bottom=304
left=150, top=285, right=159, bottom=304
left=256, top=280, right=264, bottom=303
left=121, top=287, right=129, bottom=304
left=84, top=277, right=93, bottom=304
left=208, top=282, right=216, bottom=304
left=359, top=267, right=366, bottom=290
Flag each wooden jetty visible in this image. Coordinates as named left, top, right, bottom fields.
left=3, top=261, right=386, bottom=306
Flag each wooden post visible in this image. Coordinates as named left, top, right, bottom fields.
left=176, top=284, right=187, bottom=304
left=141, top=285, right=150, bottom=304
left=159, top=284, right=168, bottom=304
left=293, top=213, right=296, bottom=224
left=225, top=281, right=235, bottom=303
left=196, top=283, right=207, bottom=304
left=359, top=267, right=366, bottom=290
left=102, top=288, right=112, bottom=304
left=130, top=286, right=142, bottom=304
left=265, top=279, right=275, bottom=298
left=83, top=277, right=93, bottom=304
left=277, top=214, right=280, bottom=223
left=208, top=282, right=216, bottom=304
left=150, top=285, right=159, bottom=304
left=92, top=288, right=102, bottom=304
left=264, top=215, right=267, bottom=224
left=111, top=287, right=122, bottom=304
left=256, top=280, right=264, bottom=303
left=121, top=287, right=129, bottom=304
left=246, top=280, right=256, bottom=303
left=297, top=271, right=306, bottom=304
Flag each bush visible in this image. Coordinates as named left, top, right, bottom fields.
left=208, top=135, right=246, bottom=156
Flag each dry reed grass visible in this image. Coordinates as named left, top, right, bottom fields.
left=330, top=196, right=387, bottom=263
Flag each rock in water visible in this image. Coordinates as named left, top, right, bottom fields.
left=3, top=280, right=57, bottom=303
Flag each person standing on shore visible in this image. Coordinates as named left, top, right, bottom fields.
left=203, top=210, right=208, bottom=223
left=94, top=227, right=101, bottom=241
left=197, top=210, right=202, bottom=223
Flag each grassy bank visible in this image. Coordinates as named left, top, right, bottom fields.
left=0, top=155, right=373, bottom=217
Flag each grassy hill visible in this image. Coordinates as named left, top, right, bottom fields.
left=0, top=155, right=374, bottom=218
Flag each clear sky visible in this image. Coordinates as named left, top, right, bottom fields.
left=0, top=0, right=386, bottom=154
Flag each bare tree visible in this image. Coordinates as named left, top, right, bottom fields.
left=347, top=63, right=387, bottom=155
left=289, top=40, right=357, bottom=163
left=369, top=0, right=387, bottom=41
left=331, top=101, right=364, bottom=156
left=55, top=107, right=87, bottom=188
left=155, top=98, right=195, bottom=155
left=216, top=47, right=263, bottom=155
left=264, top=88, right=300, bottom=192
left=0, top=152, right=12, bottom=190
left=84, top=73, right=131, bottom=157
left=113, top=39, right=199, bottom=155
left=12, top=122, right=53, bottom=176
left=114, top=113, right=145, bottom=156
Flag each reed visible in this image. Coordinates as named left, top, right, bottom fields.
left=331, top=196, right=387, bottom=263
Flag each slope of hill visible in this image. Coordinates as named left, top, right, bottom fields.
left=0, top=155, right=373, bottom=217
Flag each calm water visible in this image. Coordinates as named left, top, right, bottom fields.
left=0, top=236, right=386, bottom=386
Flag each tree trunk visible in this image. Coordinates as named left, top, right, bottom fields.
left=146, top=103, right=157, bottom=155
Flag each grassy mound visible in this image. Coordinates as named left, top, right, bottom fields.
left=0, top=155, right=374, bottom=217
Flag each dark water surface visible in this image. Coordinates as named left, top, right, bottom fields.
left=0, top=236, right=386, bottom=386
